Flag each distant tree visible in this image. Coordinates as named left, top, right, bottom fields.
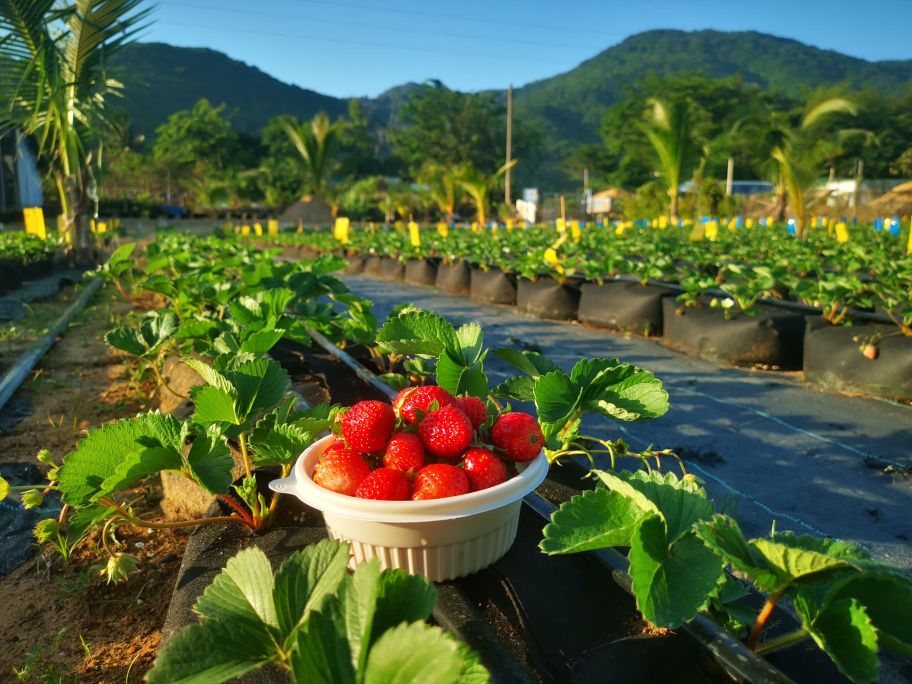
left=392, top=81, right=505, bottom=176
left=281, top=112, right=341, bottom=202
left=638, top=98, right=697, bottom=219
left=0, top=0, right=151, bottom=254
left=418, top=162, right=462, bottom=224
left=337, top=99, right=382, bottom=179
left=457, top=160, right=517, bottom=226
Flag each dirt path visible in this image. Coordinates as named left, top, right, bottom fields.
left=343, top=274, right=912, bottom=569
left=0, top=283, right=188, bottom=682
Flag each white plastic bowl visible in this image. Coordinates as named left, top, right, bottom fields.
left=269, top=434, right=549, bottom=581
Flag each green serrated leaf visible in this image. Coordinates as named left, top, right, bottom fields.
left=186, top=429, right=233, bottom=494
left=436, top=350, right=488, bottom=398
left=831, top=574, right=912, bottom=657
left=619, top=470, right=714, bottom=543
left=799, top=598, right=879, bottom=684
left=97, top=445, right=183, bottom=499
left=194, top=547, right=279, bottom=630
left=492, top=375, right=536, bottom=402
left=375, top=310, right=457, bottom=358
left=373, top=570, right=438, bottom=636
left=629, top=519, right=725, bottom=628
left=344, top=560, right=382, bottom=675
left=249, top=419, right=315, bottom=467
left=240, top=328, right=285, bottom=354
left=274, top=540, right=351, bottom=640
left=751, top=534, right=861, bottom=591
left=377, top=373, right=410, bottom=391
left=104, top=327, right=147, bottom=356
left=575, top=359, right=669, bottom=421
left=191, top=386, right=239, bottom=426
left=455, top=322, right=484, bottom=365
left=291, top=598, right=357, bottom=684
left=182, top=359, right=235, bottom=394
left=0, top=474, right=8, bottom=501
left=229, top=358, right=290, bottom=422
left=492, top=348, right=560, bottom=377
left=533, top=370, right=581, bottom=425
left=363, top=621, right=481, bottom=684
left=146, top=618, right=276, bottom=684
left=58, top=413, right=183, bottom=506
left=541, top=487, right=648, bottom=554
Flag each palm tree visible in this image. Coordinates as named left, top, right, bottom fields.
left=457, top=160, right=517, bottom=227
left=760, top=93, right=857, bottom=238
left=280, top=113, right=340, bottom=202
left=418, top=161, right=461, bottom=224
left=637, top=98, right=696, bottom=221
left=1, top=0, right=150, bottom=255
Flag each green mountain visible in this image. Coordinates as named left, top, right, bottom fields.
left=113, top=30, right=912, bottom=185
left=112, top=42, right=349, bottom=137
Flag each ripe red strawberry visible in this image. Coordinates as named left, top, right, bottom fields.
left=459, top=396, right=487, bottom=429
left=355, top=468, right=411, bottom=500
left=313, top=449, right=371, bottom=496
left=342, top=400, right=395, bottom=453
left=418, top=405, right=473, bottom=461
left=393, top=385, right=458, bottom=424
left=383, top=432, right=425, bottom=474
left=462, top=447, right=507, bottom=491
left=491, top=412, right=544, bottom=462
left=411, top=463, right=470, bottom=500
left=319, top=438, right=350, bottom=461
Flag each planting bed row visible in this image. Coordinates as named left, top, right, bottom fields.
left=342, top=253, right=912, bottom=402
left=160, top=337, right=842, bottom=684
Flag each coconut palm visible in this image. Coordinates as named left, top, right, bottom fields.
left=759, top=93, right=858, bottom=238
left=0, top=0, right=150, bottom=255
left=638, top=98, right=696, bottom=221
left=418, top=161, right=462, bottom=224
left=457, top=160, right=517, bottom=227
left=280, top=113, right=341, bottom=202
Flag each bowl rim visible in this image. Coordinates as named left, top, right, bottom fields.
left=270, top=434, right=549, bottom=523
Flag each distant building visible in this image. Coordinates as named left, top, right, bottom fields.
left=0, top=132, right=44, bottom=214
left=678, top=180, right=775, bottom=195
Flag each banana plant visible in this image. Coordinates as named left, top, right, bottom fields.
left=456, top=160, right=518, bottom=227
left=638, top=97, right=697, bottom=221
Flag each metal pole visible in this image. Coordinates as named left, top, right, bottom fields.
left=725, top=157, right=734, bottom=197
left=504, top=85, right=513, bottom=207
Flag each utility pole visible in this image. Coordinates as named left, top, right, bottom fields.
left=853, top=159, right=863, bottom=222
left=504, top=84, right=513, bottom=207
left=725, top=157, right=734, bottom=197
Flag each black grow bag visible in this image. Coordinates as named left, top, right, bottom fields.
left=578, top=281, right=674, bottom=335
left=362, top=255, right=383, bottom=277
left=435, top=260, right=471, bottom=293
left=516, top=277, right=581, bottom=321
left=470, top=267, right=517, bottom=305
left=404, top=258, right=438, bottom=286
left=343, top=254, right=365, bottom=273
left=803, top=320, right=912, bottom=401
left=377, top=257, right=404, bottom=281
left=662, top=299, right=806, bottom=369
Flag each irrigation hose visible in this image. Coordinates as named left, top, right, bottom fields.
left=0, top=277, right=103, bottom=415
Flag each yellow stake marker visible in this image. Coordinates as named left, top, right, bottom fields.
left=408, top=221, right=421, bottom=247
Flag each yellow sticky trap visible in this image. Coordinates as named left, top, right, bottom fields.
left=556, top=217, right=566, bottom=232
left=23, top=207, right=47, bottom=240
left=835, top=222, right=849, bottom=243
left=570, top=222, right=582, bottom=243
left=334, top=217, right=350, bottom=244
left=658, top=215, right=668, bottom=229
left=254, top=222, right=263, bottom=236
left=97, top=222, right=107, bottom=234
left=705, top=221, right=719, bottom=241
left=297, top=219, right=304, bottom=234
left=241, top=225, right=251, bottom=237
left=394, top=220, right=405, bottom=235
left=436, top=222, right=448, bottom=238
left=268, top=219, right=279, bottom=237
left=506, top=219, right=514, bottom=232
left=745, top=218, right=754, bottom=229
left=689, top=223, right=706, bottom=242
left=471, top=221, right=479, bottom=234
left=408, top=221, right=421, bottom=247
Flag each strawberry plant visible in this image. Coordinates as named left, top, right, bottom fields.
left=148, top=539, right=487, bottom=683
left=540, top=467, right=912, bottom=683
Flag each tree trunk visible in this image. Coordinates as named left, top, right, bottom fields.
left=669, top=189, right=678, bottom=222
left=773, top=187, right=787, bottom=223
left=66, top=176, right=94, bottom=263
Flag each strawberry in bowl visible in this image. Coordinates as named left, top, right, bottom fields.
left=269, top=386, right=548, bottom=581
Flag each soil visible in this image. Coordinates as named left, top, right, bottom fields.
left=0, top=283, right=187, bottom=682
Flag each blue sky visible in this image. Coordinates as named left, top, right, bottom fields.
left=143, top=0, right=912, bottom=98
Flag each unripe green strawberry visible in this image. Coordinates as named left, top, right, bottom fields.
left=342, top=400, right=395, bottom=453
left=313, top=449, right=371, bottom=496
left=411, top=463, right=470, bottom=500
left=383, top=432, right=425, bottom=474
left=462, top=447, right=507, bottom=491
left=393, top=385, right=458, bottom=424
left=491, top=412, right=544, bottom=462
left=355, top=468, right=411, bottom=500
left=459, top=396, right=488, bottom=429
left=418, top=405, right=473, bottom=461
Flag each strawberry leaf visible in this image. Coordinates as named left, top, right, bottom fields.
left=797, top=598, right=879, bottom=684
left=58, top=412, right=183, bottom=506
left=492, top=375, right=536, bottom=402
left=362, top=621, right=478, bottom=684
left=186, top=428, right=233, bottom=494
left=375, top=310, right=457, bottom=357
left=493, top=349, right=560, bottom=377
left=540, top=487, right=648, bottom=554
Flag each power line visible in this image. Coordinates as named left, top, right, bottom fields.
left=157, top=0, right=608, bottom=52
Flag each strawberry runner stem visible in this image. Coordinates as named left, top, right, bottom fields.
left=238, top=432, right=253, bottom=478
left=746, top=588, right=786, bottom=650
left=754, top=629, right=809, bottom=656
left=97, top=496, right=253, bottom=529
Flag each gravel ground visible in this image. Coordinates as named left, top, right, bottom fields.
left=343, top=274, right=912, bottom=569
